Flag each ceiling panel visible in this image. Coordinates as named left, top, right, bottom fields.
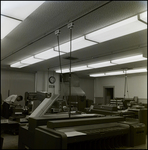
left=1, top=1, right=147, bottom=78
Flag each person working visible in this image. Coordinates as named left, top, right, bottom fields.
left=1, top=95, right=23, bottom=119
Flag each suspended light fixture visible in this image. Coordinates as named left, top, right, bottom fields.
left=71, top=65, right=91, bottom=72
left=54, top=36, right=97, bottom=53
left=1, top=1, right=45, bottom=20
left=127, top=68, right=147, bottom=74
left=106, top=71, right=124, bottom=76
left=89, top=73, right=105, bottom=77
left=1, top=1, right=45, bottom=39
left=88, top=61, right=115, bottom=68
left=21, top=56, right=44, bottom=64
left=34, top=48, right=65, bottom=60
left=1, top=15, right=22, bottom=39
left=56, top=65, right=91, bottom=73
left=89, top=68, right=147, bottom=77
left=90, top=71, right=124, bottom=77
left=10, top=62, right=29, bottom=68
left=85, top=15, right=147, bottom=43
left=111, top=54, right=147, bottom=64
left=56, top=69, right=70, bottom=73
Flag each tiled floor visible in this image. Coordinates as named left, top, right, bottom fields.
left=1, top=133, right=18, bottom=149
left=1, top=133, right=147, bottom=149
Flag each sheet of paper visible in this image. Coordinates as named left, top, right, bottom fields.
left=64, top=131, right=86, bottom=137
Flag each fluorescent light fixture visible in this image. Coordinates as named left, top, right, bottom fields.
left=90, top=68, right=147, bottom=77
left=1, top=15, right=21, bottom=39
left=21, top=56, right=43, bottom=64
left=139, top=11, right=147, bottom=23
left=1, top=1, right=45, bottom=20
left=106, top=71, right=124, bottom=76
left=56, top=69, right=70, bottom=73
left=85, top=15, right=147, bottom=43
left=127, top=68, right=147, bottom=74
left=56, top=65, right=91, bottom=73
left=54, top=36, right=96, bottom=53
left=1, top=1, right=45, bottom=39
left=71, top=65, right=91, bottom=72
left=88, top=61, right=115, bottom=68
left=111, top=54, right=147, bottom=64
left=10, top=62, right=29, bottom=68
left=34, top=48, right=65, bottom=60
left=89, top=73, right=105, bottom=77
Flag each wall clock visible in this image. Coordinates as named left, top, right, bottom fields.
left=49, top=76, right=56, bottom=84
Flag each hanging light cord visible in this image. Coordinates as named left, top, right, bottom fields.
left=68, top=22, right=74, bottom=118
left=124, top=70, right=129, bottom=99
left=47, top=68, right=49, bottom=92
left=55, top=30, right=63, bottom=94
left=126, top=74, right=129, bottom=98
left=55, top=30, right=69, bottom=108
left=55, top=30, right=63, bottom=77
left=124, top=73, right=127, bottom=99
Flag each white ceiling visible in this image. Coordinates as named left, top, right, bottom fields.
left=1, top=1, right=147, bottom=78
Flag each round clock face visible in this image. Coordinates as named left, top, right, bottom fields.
left=49, top=76, right=56, bottom=84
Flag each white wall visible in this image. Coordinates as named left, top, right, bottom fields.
left=1, top=69, right=35, bottom=105
left=80, top=78, right=94, bottom=100
left=35, top=71, right=60, bottom=95
left=94, top=73, right=147, bottom=103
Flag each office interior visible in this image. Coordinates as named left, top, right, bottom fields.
left=1, top=1, right=147, bottom=149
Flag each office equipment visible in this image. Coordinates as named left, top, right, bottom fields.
left=18, top=112, right=100, bottom=149
left=25, top=91, right=51, bottom=114
left=24, top=92, right=37, bottom=104
left=24, top=92, right=37, bottom=114
left=110, top=99, right=124, bottom=109
left=138, top=108, right=147, bottom=133
left=128, top=108, right=147, bottom=133
left=33, top=116, right=130, bottom=149
left=49, top=99, right=67, bottom=113
left=86, top=99, right=93, bottom=107
left=67, top=95, right=86, bottom=112
left=119, top=120, right=146, bottom=146
left=89, top=103, right=136, bottom=118
left=29, top=94, right=59, bottom=118
left=94, top=104, right=118, bottom=111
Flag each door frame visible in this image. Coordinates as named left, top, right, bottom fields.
left=103, top=86, right=115, bottom=104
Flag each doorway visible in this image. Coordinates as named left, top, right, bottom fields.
left=103, top=86, right=114, bottom=104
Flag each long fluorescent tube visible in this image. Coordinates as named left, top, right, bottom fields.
left=89, top=73, right=105, bottom=77
left=88, top=61, right=115, bottom=68
left=56, top=69, right=70, bottom=73
left=127, top=68, right=147, bottom=74
left=85, top=15, right=147, bottom=43
left=111, top=54, right=147, bottom=64
left=106, top=71, right=124, bottom=76
left=89, top=68, right=147, bottom=77
left=71, top=65, right=91, bottom=72
left=21, top=56, right=43, bottom=64
left=56, top=66, right=91, bottom=73
left=10, top=62, right=29, bottom=68
left=1, top=1, right=45, bottom=20
left=34, top=48, right=64, bottom=60
left=139, top=11, right=147, bottom=23
left=54, top=36, right=96, bottom=53
left=1, top=15, right=21, bottom=39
